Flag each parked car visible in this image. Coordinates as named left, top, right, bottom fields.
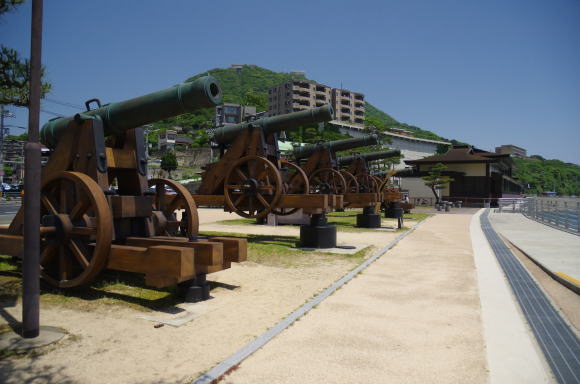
left=1, top=183, right=11, bottom=192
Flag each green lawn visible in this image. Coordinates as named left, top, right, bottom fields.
left=217, top=210, right=433, bottom=232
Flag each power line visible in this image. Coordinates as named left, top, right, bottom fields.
left=44, top=98, right=84, bottom=110
left=40, top=109, right=65, bottom=117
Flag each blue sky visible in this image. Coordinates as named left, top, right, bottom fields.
left=2, top=0, right=579, bottom=163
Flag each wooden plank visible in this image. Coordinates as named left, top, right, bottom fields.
left=105, top=147, right=136, bottom=169
left=124, top=237, right=223, bottom=267
left=108, top=196, right=153, bottom=218
left=383, top=192, right=403, bottom=201
left=191, top=194, right=226, bottom=206
left=209, top=237, right=248, bottom=263
left=344, top=193, right=380, bottom=205
left=106, top=244, right=196, bottom=288
left=277, top=194, right=328, bottom=209
left=0, top=234, right=23, bottom=257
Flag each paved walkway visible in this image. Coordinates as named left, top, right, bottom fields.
left=489, top=211, right=580, bottom=291
left=222, top=213, right=489, bottom=384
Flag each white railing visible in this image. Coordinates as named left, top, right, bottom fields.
left=515, top=197, right=580, bottom=234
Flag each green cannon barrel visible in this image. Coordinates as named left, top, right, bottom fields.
left=40, top=76, right=222, bottom=148
left=338, top=149, right=401, bottom=165
left=209, top=104, right=333, bottom=145
left=292, top=134, right=379, bottom=159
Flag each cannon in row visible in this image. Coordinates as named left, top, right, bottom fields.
left=192, top=105, right=342, bottom=219
left=0, top=77, right=246, bottom=301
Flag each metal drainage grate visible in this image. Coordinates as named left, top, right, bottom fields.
left=481, top=209, right=580, bottom=383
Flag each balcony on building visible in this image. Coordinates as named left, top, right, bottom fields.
left=355, top=102, right=364, bottom=109
left=354, top=118, right=364, bottom=124
left=355, top=110, right=364, bottom=116
left=341, top=100, right=351, bottom=106
left=341, top=107, right=351, bottom=114
left=354, top=94, right=364, bottom=101
left=293, top=81, right=311, bottom=90
left=315, top=94, right=326, bottom=101
left=340, top=91, right=351, bottom=97
left=340, top=116, right=350, bottom=122
left=315, top=85, right=327, bottom=92
left=315, top=102, right=325, bottom=107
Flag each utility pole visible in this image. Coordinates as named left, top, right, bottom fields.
left=22, top=0, right=43, bottom=338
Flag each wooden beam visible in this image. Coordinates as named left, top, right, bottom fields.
left=105, top=147, right=136, bottom=169
left=277, top=194, right=329, bottom=209
left=124, top=237, right=223, bottom=267
left=106, top=244, right=195, bottom=288
left=0, top=234, right=23, bottom=257
left=209, top=237, right=247, bottom=263
left=191, top=194, right=226, bottom=206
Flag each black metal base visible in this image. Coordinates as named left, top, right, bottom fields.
left=177, top=274, right=210, bottom=303
left=299, top=213, right=337, bottom=249
left=356, top=213, right=381, bottom=228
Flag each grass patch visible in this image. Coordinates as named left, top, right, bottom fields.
left=0, top=230, right=371, bottom=311
left=200, top=231, right=370, bottom=267
left=216, top=210, right=433, bottom=232
left=0, top=255, right=180, bottom=312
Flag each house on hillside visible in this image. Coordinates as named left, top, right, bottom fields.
left=403, top=145, right=523, bottom=206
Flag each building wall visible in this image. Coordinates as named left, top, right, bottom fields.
left=420, top=163, right=487, bottom=177
left=384, top=134, right=445, bottom=169
left=400, top=177, right=439, bottom=200
left=495, top=144, right=527, bottom=158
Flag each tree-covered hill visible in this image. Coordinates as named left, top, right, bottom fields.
left=513, top=156, right=580, bottom=196
left=149, top=65, right=457, bottom=146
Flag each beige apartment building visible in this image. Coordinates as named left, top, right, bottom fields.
left=268, top=80, right=365, bottom=126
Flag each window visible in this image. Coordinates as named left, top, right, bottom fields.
left=224, top=106, right=238, bottom=114
left=226, top=116, right=238, bottom=123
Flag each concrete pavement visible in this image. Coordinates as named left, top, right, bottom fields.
left=489, top=211, right=580, bottom=292
left=222, top=213, right=489, bottom=384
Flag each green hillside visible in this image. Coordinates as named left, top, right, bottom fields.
left=149, top=65, right=455, bottom=146
left=513, top=156, right=580, bottom=195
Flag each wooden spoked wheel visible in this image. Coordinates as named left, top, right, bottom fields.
left=356, top=174, right=379, bottom=193
left=340, top=170, right=359, bottom=193
left=149, top=178, right=199, bottom=236
left=378, top=169, right=399, bottom=193
left=39, top=171, right=112, bottom=288
left=224, top=155, right=283, bottom=219
left=272, top=160, right=309, bottom=216
left=309, top=168, right=347, bottom=195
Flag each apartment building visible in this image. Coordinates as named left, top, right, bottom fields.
left=215, top=103, right=257, bottom=126
left=268, top=80, right=365, bottom=126
left=495, top=144, right=527, bottom=158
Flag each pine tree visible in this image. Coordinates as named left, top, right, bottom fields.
left=422, top=163, right=454, bottom=204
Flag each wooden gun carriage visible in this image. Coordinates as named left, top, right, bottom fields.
left=191, top=105, right=342, bottom=219
left=290, top=135, right=384, bottom=209
left=337, top=150, right=402, bottom=227
left=0, top=76, right=246, bottom=298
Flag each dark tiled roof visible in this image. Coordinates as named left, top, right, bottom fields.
left=405, top=147, right=497, bottom=165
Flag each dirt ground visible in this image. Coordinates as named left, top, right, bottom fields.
left=0, top=208, right=413, bottom=384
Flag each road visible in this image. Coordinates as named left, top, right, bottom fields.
left=0, top=201, right=20, bottom=225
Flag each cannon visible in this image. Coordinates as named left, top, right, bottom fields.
left=337, top=149, right=402, bottom=227
left=192, top=105, right=340, bottom=219
left=287, top=135, right=384, bottom=209
left=0, top=76, right=246, bottom=301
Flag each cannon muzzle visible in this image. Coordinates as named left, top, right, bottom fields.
left=40, top=76, right=222, bottom=148
left=292, top=134, right=379, bottom=159
left=338, top=149, right=401, bottom=165
left=209, top=104, right=333, bottom=145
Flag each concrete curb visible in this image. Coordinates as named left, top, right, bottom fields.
left=191, top=217, right=431, bottom=384
left=471, top=209, right=552, bottom=384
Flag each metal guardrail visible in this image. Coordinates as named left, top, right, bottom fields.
left=499, top=197, right=580, bottom=234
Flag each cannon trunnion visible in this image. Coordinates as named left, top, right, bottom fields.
left=0, top=77, right=246, bottom=297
